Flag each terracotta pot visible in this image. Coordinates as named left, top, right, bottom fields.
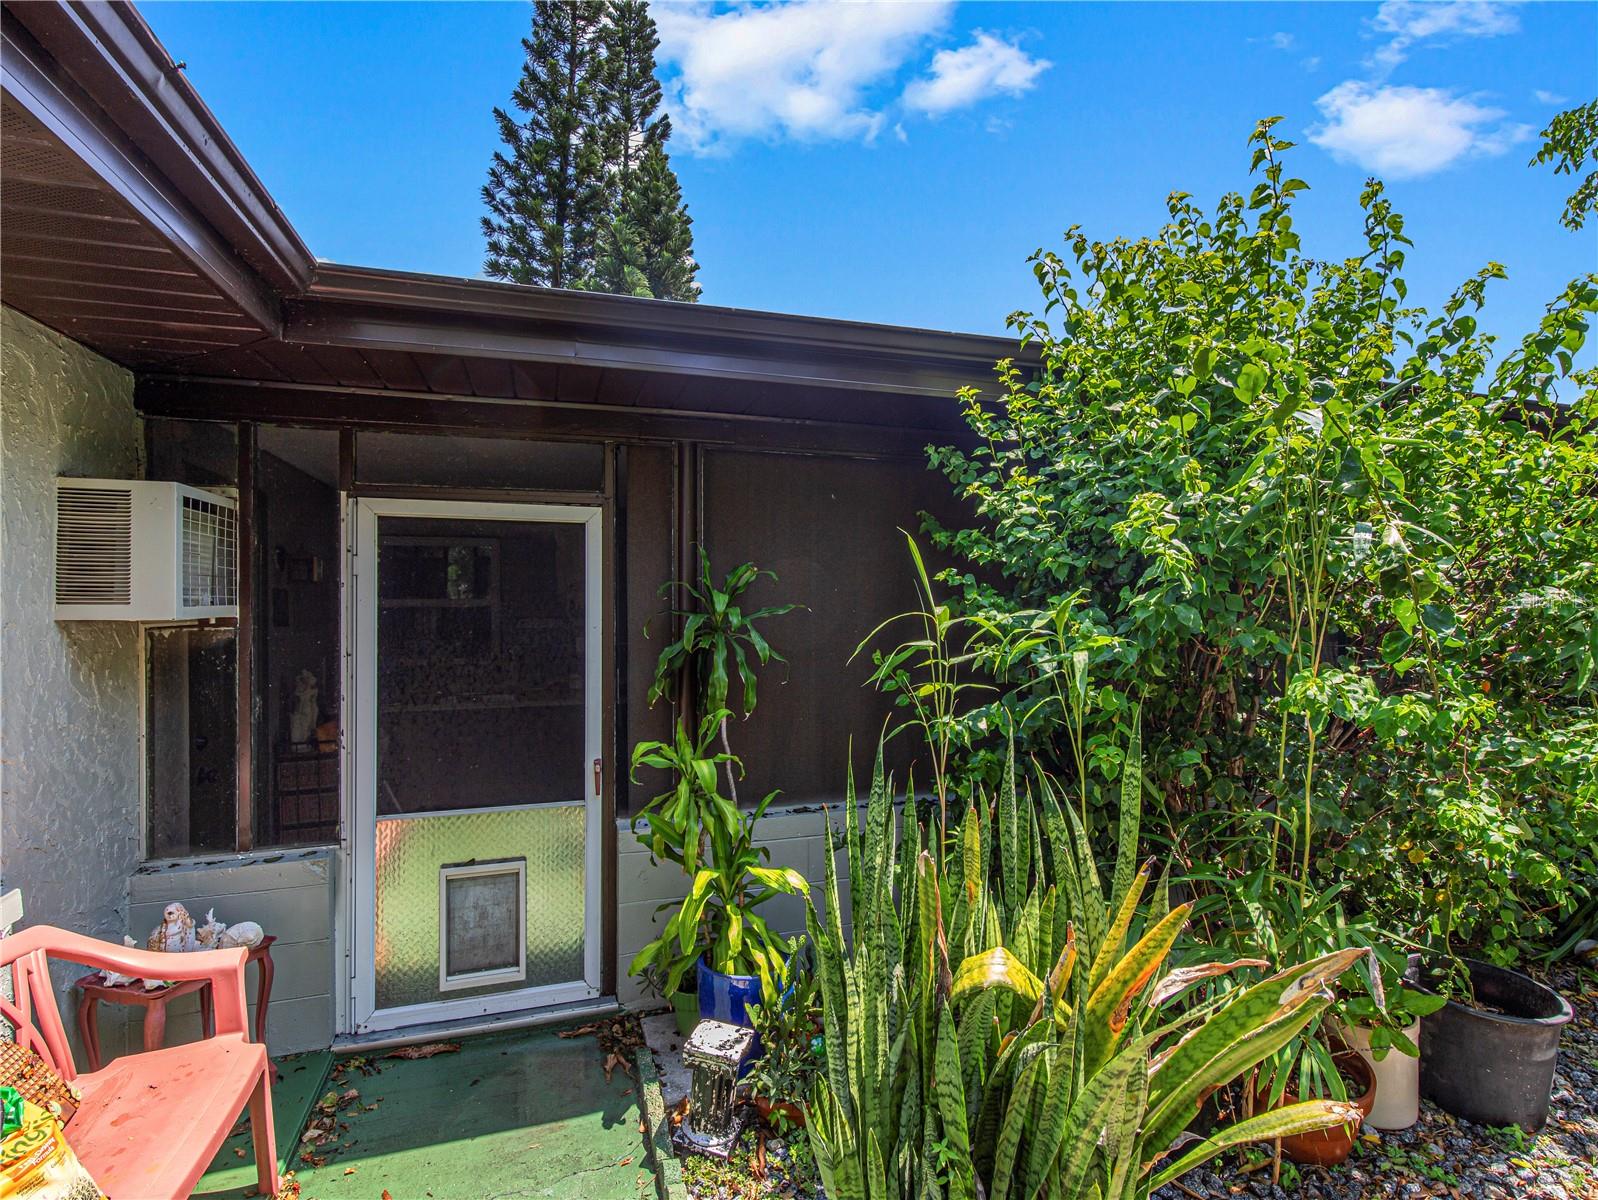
left=1257, top=1051, right=1376, bottom=1167
left=751, top=1094, right=806, bottom=1129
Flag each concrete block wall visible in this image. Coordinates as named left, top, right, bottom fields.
left=616, top=801, right=883, bottom=1007
left=88, top=850, right=338, bottom=1059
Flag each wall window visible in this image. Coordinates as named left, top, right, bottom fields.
left=355, top=431, right=604, bottom=492
left=253, top=427, right=341, bottom=847
left=145, top=625, right=238, bottom=857
left=143, top=421, right=344, bottom=857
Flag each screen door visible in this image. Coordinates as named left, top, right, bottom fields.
left=349, top=499, right=602, bottom=1032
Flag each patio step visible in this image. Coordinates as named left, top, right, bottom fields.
left=286, top=1024, right=650, bottom=1198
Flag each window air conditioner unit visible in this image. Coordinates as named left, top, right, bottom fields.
left=54, top=479, right=238, bottom=621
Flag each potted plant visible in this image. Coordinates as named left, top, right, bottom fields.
left=1403, top=952, right=1575, bottom=1132
left=1254, top=1043, right=1377, bottom=1167
left=628, top=713, right=809, bottom=1027
left=627, top=552, right=800, bottom=1025
left=744, top=938, right=823, bottom=1130
left=627, top=713, right=734, bottom=1029
left=1196, top=860, right=1386, bottom=1166
left=1249, top=1022, right=1377, bottom=1167
left=1331, top=947, right=1447, bottom=1130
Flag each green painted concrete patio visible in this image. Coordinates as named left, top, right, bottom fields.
left=196, top=1024, right=653, bottom=1200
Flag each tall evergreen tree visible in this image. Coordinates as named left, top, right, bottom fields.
left=482, top=1, right=608, bottom=288
left=597, top=0, right=669, bottom=193
left=591, top=141, right=698, bottom=301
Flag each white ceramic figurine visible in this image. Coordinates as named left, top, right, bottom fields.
left=145, top=902, right=198, bottom=954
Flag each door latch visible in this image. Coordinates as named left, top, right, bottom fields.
left=593, top=757, right=603, bottom=798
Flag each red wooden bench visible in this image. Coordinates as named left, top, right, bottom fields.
left=1, top=924, right=278, bottom=1200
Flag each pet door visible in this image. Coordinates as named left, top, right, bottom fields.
left=439, top=860, right=526, bottom=992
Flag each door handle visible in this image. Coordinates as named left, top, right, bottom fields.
left=593, top=758, right=603, bottom=798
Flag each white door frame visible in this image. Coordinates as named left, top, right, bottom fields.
left=346, top=497, right=603, bottom=1033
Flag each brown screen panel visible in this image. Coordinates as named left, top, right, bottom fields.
left=622, top=445, right=676, bottom=813
left=701, top=449, right=962, bottom=806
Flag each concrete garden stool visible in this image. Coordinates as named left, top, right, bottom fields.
left=73, top=935, right=278, bottom=1075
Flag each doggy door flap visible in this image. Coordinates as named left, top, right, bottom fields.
left=441, top=861, right=525, bottom=990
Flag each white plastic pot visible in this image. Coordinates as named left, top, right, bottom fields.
left=1343, top=1019, right=1421, bottom=1130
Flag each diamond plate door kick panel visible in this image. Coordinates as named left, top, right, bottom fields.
left=374, top=806, right=586, bottom=1010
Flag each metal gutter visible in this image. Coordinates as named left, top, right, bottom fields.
left=307, top=262, right=1022, bottom=370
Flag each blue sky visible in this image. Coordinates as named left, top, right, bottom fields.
left=144, top=1, right=1595, bottom=360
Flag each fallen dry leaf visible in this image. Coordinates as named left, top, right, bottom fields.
left=384, top=1041, right=462, bottom=1060
left=343, top=1167, right=357, bottom=1175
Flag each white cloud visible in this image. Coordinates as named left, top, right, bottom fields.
left=1367, top=1, right=1519, bottom=73
left=653, top=1, right=952, bottom=151
left=1308, top=81, right=1533, bottom=178
left=1268, top=31, right=1296, bottom=51
left=1301, top=55, right=1323, bottom=72
left=1534, top=89, right=1567, bottom=105
left=902, top=32, right=1050, bottom=116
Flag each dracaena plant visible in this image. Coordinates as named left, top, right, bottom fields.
left=802, top=722, right=1358, bottom=1200
left=648, top=549, right=797, bottom=803
left=628, top=736, right=809, bottom=998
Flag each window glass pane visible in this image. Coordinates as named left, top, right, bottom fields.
left=146, top=626, right=237, bottom=858
left=377, top=517, right=587, bottom=814
left=146, top=418, right=237, bottom=486
left=255, top=427, right=341, bottom=848
left=356, top=432, right=603, bottom=492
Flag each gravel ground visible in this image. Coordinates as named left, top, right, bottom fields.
left=669, top=966, right=1597, bottom=1199
left=681, top=1126, right=823, bottom=1200
left=1157, top=965, right=1598, bottom=1200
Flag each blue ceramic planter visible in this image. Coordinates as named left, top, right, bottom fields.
left=697, top=955, right=763, bottom=1027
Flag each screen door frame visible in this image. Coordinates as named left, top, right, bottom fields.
left=347, top=497, right=603, bottom=1033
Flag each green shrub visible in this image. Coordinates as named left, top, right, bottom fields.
left=924, top=118, right=1598, bottom=964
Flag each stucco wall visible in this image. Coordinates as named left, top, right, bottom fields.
left=0, top=306, right=142, bottom=946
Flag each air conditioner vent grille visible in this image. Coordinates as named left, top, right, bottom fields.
left=181, top=493, right=238, bottom=607
left=55, top=486, right=133, bottom=605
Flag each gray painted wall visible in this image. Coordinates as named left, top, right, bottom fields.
left=104, top=850, right=338, bottom=1058
left=0, top=305, right=142, bottom=951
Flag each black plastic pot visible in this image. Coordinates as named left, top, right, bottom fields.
left=1404, top=956, right=1573, bottom=1132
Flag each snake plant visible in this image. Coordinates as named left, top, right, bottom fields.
left=803, top=718, right=1360, bottom=1199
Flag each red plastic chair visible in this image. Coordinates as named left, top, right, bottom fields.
left=0, top=924, right=278, bottom=1200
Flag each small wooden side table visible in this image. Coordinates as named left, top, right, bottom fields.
left=73, top=935, right=278, bottom=1074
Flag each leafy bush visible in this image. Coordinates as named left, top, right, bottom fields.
left=924, top=118, right=1598, bottom=964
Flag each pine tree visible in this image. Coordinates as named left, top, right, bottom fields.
left=597, top=0, right=669, bottom=193
left=482, top=1, right=608, bottom=288
left=592, top=141, right=698, bottom=301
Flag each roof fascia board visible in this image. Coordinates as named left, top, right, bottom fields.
left=8, top=0, right=312, bottom=295
left=287, top=302, right=991, bottom=398
left=309, top=264, right=1020, bottom=369
left=2, top=12, right=282, bottom=335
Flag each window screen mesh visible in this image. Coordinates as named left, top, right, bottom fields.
left=700, top=450, right=965, bottom=806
